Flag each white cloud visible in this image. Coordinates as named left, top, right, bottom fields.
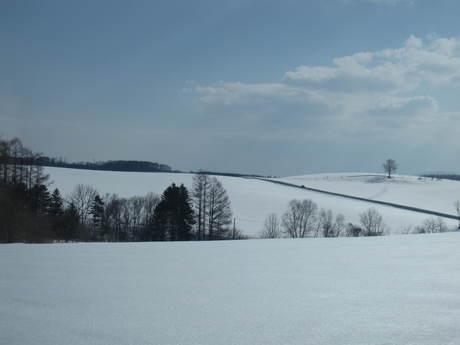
left=284, top=36, right=460, bottom=93
left=191, top=36, right=460, bottom=136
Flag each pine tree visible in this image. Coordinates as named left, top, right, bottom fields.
left=49, top=188, right=64, bottom=217
left=90, top=194, right=105, bottom=238
left=176, top=184, right=195, bottom=241
left=61, top=203, right=80, bottom=241
left=149, top=183, right=195, bottom=241
left=28, top=184, right=51, bottom=215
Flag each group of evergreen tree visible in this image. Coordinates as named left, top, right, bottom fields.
left=146, top=184, right=195, bottom=241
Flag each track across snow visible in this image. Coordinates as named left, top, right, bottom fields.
left=276, top=173, right=460, bottom=217
left=2, top=233, right=460, bottom=345
left=257, top=177, right=460, bottom=220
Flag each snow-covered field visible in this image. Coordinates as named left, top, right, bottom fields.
left=45, top=167, right=459, bottom=236
left=2, top=233, right=460, bottom=345
left=277, top=173, right=460, bottom=217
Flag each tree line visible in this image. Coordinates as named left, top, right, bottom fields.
left=260, top=200, right=387, bottom=239
left=37, top=156, right=173, bottom=173
left=260, top=199, right=455, bottom=239
left=2, top=137, right=455, bottom=243
left=0, top=137, right=242, bottom=243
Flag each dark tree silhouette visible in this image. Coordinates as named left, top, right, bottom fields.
left=149, top=183, right=195, bottom=241
left=91, top=194, right=105, bottom=239
left=383, top=159, right=398, bottom=178
left=49, top=189, right=64, bottom=217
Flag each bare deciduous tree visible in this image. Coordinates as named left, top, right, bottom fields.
left=191, top=174, right=233, bottom=240
left=192, top=173, right=210, bottom=240
left=317, top=209, right=346, bottom=237
left=260, top=213, right=281, bottom=239
left=383, top=159, right=398, bottom=178
left=359, top=208, right=386, bottom=236
left=333, top=214, right=346, bottom=237
left=206, top=177, right=232, bottom=240
left=414, top=217, right=448, bottom=234
left=318, top=208, right=334, bottom=237
left=282, top=199, right=318, bottom=238
left=69, top=184, right=97, bottom=224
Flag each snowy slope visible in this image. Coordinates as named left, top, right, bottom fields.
left=45, top=167, right=458, bottom=236
left=276, top=173, right=460, bottom=218
left=2, top=233, right=460, bottom=345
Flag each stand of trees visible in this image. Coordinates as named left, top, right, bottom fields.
left=1, top=140, right=241, bottom=243
left=37, top=156, right=173, bottom=173
left=260, top=200, right=385, bottom=239
left=192, top=173, right=235, bottom=240
left=0, top=138, right=79, bottom=242
left=421, top=173, right=460, bottom=181
left=0, top=137, right=48, bottom=187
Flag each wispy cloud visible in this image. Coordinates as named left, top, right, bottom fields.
left=284, top=36, right=460, bottom=92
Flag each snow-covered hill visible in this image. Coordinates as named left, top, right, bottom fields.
left=2, top=233, right=460, bottom=345
left=45, top=167, right=459, bottom=236
left=276, top=173, right=460, bottom=218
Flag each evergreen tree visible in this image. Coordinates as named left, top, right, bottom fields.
left=90, top=194, right=105, bottom=238
left=28, top=184, right=51, bottom=215
left=49, top=188, right=64, bottom=217
left=61, top=203, right=80, bottom=241
left=176, top=184, right=195, bottom=240
left=149, top=183, right=195, bottom=241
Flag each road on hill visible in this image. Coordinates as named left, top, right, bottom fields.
left=253, top=177, right=460, bottom=222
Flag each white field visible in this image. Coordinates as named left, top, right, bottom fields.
left=2, top=233, right=460, bottom=345
left=45, top=167, right=459, bottom=236
left=277, top=173, right=460, bottom=217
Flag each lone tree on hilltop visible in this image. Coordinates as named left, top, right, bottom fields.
left=383, top=159, right=398, bottom=178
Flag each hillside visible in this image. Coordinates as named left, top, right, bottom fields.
left=45, top=167, right=458, bottom=236
left=276, top=173, right=460, bottom=218
left=2, top=233, right=460, bottom=345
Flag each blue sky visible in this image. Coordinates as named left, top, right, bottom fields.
left=2, top=0, right=460, bottom=176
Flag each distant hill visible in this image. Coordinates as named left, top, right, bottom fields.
left=37, top=156, right=176, bottom=173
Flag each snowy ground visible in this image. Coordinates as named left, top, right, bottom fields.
left=45, top=167, right=459, bottom=236
left=2, top=233, right=460, bottom=345
left=277, top=173, right=460, bottom=217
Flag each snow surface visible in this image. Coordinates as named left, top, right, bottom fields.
left=2, top=233, right=460, bottom=345
left=277, top=173, right=460, bottom=217
left=45, top=167, right=458, bottom=236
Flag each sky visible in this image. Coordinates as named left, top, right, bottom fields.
left=1, top=0, right=460, bottom=176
